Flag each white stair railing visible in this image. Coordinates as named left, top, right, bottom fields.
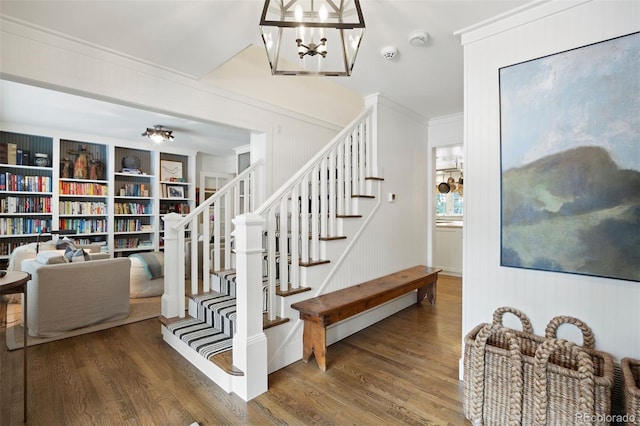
left=162, top=160, right=263, bottom=318
left=254, top=106, right=376, bottom=321
left=161, top=106, right=377, bottom=400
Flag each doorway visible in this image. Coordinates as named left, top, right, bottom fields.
left=433, top=145, right=463, bottom=276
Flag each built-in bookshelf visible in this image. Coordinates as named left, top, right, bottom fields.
left=58, top=139, right=109, bottom=249
left=113, top=146, right=155, bottom=256
left=0, top=131, right=54, bottom=259
left=158, top=152, right=194, bottom=244
left=0, top=129, right=196, bottom=260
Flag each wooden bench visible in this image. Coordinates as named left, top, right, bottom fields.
left=291, top=265, right=442, bottom=371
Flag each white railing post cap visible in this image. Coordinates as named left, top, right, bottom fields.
left=232, top=213, right=265, bottom=226
left=163, top=212, right=183, bottom=224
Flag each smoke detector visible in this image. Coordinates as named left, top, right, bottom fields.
left=409, top=30, right=429, bottom=46
left=380, top=46, right=398, bottom=61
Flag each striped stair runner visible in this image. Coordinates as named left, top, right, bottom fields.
left=165, top=271, right=238, bottom=360
left=166, top=318, right=233, bottom=360
left=166, top=262, right=274, bottom=360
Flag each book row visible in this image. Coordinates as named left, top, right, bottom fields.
left=0, top=218, right=51, bottom=235
left=118, top=183, right=149, bottom=197
left=59, top=218, right=107, bottom=234
left=0, top=173, right=52, bottom=192
left=59, top=181, right=108, bottom=196
left=114, top=202, right=152, bottom=215
left=59, top=200, right=107, bottom=215
left=114, top=237, right=140, bottom=249
left=114, top=219, right=148, bottom=232
left=0, top=142, right=48, bottom=166
left=2, top=197, right=52, bottom=214
left=0, top=241, right=26, bottom=256
left=160, top=202, right=191, bottom=215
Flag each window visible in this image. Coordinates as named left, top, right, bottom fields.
left=435, top=192, right=463, bottom=217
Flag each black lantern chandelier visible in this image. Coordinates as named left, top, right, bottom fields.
left=259, top=0, right=365, bottom=76
left=142, top=125, right=174, bottom=143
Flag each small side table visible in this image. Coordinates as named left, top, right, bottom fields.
left=0, top=271, right=31, bottom=423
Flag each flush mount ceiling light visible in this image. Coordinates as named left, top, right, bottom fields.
left=259, top=0, right=366, bottom=76
left=142, top=125, right=174, bottom=143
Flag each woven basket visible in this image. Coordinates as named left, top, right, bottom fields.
left=532, top=338, right=614, bottom=425
left=463, top=307, right=610, bottom=425
left=463, top=307, right=544, bottom=425
left=622, top=358, right=640, bottom=424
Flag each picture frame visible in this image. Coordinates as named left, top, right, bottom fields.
left=160, top=160, right=183, bottom=181
left=167, top=185, right=184, bottom=199
left=499, top=31, right=639, bottom=282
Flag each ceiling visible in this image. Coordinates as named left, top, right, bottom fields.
left=0, top=0, right=530, bottom=157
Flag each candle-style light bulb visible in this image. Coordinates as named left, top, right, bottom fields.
left=295, top=4, right=303, bottom=21
left=319, top=4, right=328, bottom=22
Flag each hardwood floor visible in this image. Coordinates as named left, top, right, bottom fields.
left=0, top=275, right=465, bottom=425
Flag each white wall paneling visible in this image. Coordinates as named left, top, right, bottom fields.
left=325, top=95, right=429, bottom=294
left=458, top=0, right=640, bottom=369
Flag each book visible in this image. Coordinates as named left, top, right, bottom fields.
left=22, top=150, right=30, bottom=166
left=0, top=143, right=7, bottom=164
left=7, top=143, right=17, bottom=165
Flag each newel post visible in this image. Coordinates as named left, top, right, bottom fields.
left=232, top=213, right=268, bottom=401
left=162, top=213, right=185, bottom=319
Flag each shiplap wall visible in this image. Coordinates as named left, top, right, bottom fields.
left=459, top=0, right=640, bottom=366
left=323, top=95, right=429, bottom=293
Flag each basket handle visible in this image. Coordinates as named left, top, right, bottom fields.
left=532, top=339, right=595, bottom=426
left=492, top=306, right=534, bottom=335
left=545, top=315, right=595, bottom=349
left=470, top=324, right=523, bottom=426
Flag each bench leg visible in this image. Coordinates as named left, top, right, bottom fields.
left=301, top=320, right=327, bottom=372
left=417, top=280, right=437, bottom=305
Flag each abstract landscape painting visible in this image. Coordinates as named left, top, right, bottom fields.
left=499, top=32, right=639, bottom=282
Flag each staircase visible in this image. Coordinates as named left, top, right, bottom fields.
left=160, top=105, right=381, bottom=400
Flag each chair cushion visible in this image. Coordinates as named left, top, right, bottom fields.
left=35, top=251, right=67, bottom=265
left=129, top=252, right=164, bottom=279
left=129, top=252, right=164, bottom=298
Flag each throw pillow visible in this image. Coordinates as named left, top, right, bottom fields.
left=64, top=246, right=91, bottom=263
left=35, top=251, right=67, bottom=265
left=56, top=237, right=77, bottom=251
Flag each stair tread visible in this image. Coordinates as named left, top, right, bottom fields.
left=276, top=285, right=311, bottom=297
left=165, top=317, right=234, bottom=360
left=158, top=315, right=184, bottom=327
left=299, top=259, right=330, bottom=267
left=263, top=313, right=290, bottom=330
left=319, top=236, right=347, bottom=241
left=209, top=350, right=244, bottom=376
